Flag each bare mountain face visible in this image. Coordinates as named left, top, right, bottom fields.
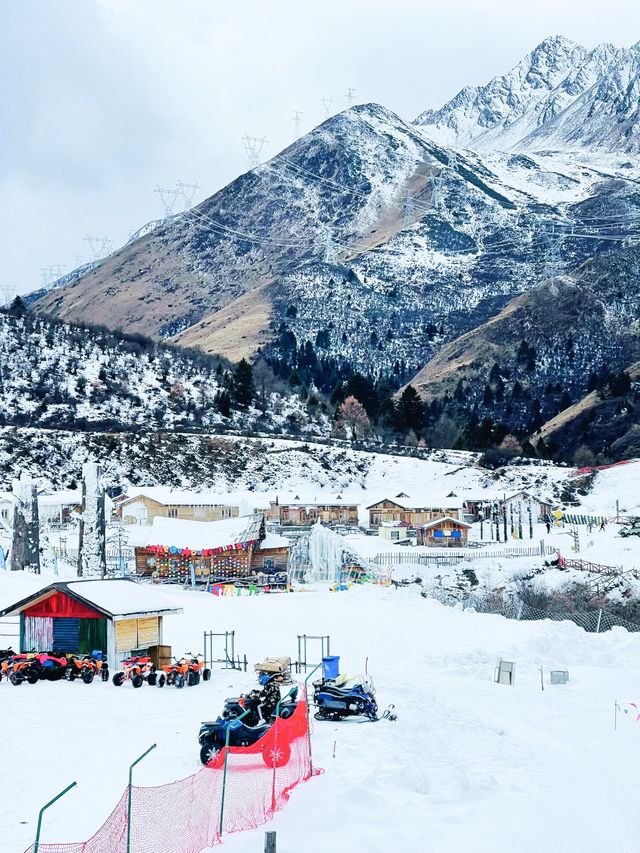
left=28, top=36, right=640, bottom=461
left=415, top=35, right=640, bottom=153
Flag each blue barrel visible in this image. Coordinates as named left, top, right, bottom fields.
left=322, top=655, right=340, bottom=680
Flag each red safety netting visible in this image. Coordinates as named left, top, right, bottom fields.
left=24, top=698, right=319, bottom=852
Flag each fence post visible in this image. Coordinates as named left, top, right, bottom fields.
left=595, top=609, right=603, bottom=634
left=219, top=708, right=250, bottom=838
left=304, top=663, right=322, bottom=776
left=265, top=831, right=277, bottom=852
left=34, top=782, right=77, bottom=853
left=127, top=744, right=156, bottom=853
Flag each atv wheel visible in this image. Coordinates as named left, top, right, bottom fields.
left=157, top=674, right=166, bottom=688
left=132, top=674, right=144, bottom=688
left=279, top=705, right=295, bottom=720
left=200, top=744, right=218, bottom=766
left=65, top=667, right=76, bottom=681
left=147, top=673, right=157, bottom=686
left=202, top=668, right=211, bottom=682
left=262, top=740, right=291, bottom=769
left=187, top=671, right=198, bottom=686
left=166, top=672, right=175, bottom=686
left=175, top=674, right=185, bottom=689
left=26, top=669, right=39, bottom=685
left=10, top=672, right=23, bottom=686
left=101, top=668, right=109, bottom=682
left=112, top=672, right=125, bottom=686
left=82, top=669, right=95, bottom=685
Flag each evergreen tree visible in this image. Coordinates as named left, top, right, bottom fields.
left=231, top=359, right=254, bottom=408
left=395, top=385, right=424, bottom=432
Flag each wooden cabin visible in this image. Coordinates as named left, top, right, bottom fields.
left=367, top=497, right=463, bottom=529
left=417, top=517, right=471, bottom=547
left=504, top=491, right=554, bottom=522
left=272, top=499, right=359, bottom=527
left=115, top=487, right=241, bottom=526
left=0, top=579, right=183, bottom=672
left=38, top=489, right=83, bottom=526
left=132, top=514, right=290, bottom=584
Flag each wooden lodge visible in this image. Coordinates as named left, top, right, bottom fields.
left=132, top=514, right=290, bottom=585
left=115, top=487, right=242, bottom=526
left=0, top=580, right=183, bottom=671
left=270, top=498, right=359, bottom=527
left=367, top=495, right=463, bottom=529
left=417, top=517, right=471, bottom=547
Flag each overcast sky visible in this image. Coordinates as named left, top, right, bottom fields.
left=2, top=0, right=640, bottom=296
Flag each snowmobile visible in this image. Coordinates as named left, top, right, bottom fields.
left=198, top=680, right=299, bottom=766
left=313, top=674, right=379, bottom=721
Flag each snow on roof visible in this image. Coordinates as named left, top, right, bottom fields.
left=38, top=490, right=82, bottom=506
left=0, top=491, right=17, bottom=505
left=66, top=580, right=182, bottom=618
left=367, top=495, right=464, bottom=510
left=137, top=514, right=263, bottom=550
left=119, top=487, right=242, bottom=507
left=260, top=533, right=290, bottom=550
left=0, top=579, right=183, bottom=619
left=421, top=516, right=471, bottom=529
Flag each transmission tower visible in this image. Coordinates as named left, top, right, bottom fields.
left=346, top=87, right=356, bottom=108
left=322, top=232, right=337, bottom=263
left=321, top=95, right=333, bottom=119
left=403, top=191, right=415, bottom=228
left=544, top=222, right=563, bottom=279
left=0, top=283, right=17, bottom=306
left=242, top=134, right=268, bottom=169
left=292, top=110, right=304, bottom=137
left=176, top=181, right=200, bottom=210
left=430, top=171, right=443, bottom=209
left=85, top=236, right=113, bottom=260
left=155, top=186, right=182, bottom=220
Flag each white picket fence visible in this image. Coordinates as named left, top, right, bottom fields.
left=373, top=543, right=555, bottom=566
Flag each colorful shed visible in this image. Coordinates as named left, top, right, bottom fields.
left=0, top=579, right=183, bottom=671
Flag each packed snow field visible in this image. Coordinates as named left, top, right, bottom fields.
left=2, top=570, right=640, bottom=853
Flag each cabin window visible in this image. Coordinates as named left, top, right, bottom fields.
left=222, top=506, right=232, bottom=518
left=391, top=530, right=400, bottom=541
left=168, top=507, right=178, bottom=518
left=194, top=505, right=206, bottom=518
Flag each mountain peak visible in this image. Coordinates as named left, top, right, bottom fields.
left=414, top=37, right=640, bottom=153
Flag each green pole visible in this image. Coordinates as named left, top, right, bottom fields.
left=304, top=663, right=322, bottom=776
left=127, top=743, right=156, bottom=853
left=219, top=708, right=250, bottom=838
left=34, top=781, right=77, bottom=853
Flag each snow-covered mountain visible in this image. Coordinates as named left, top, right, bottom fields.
left=415, top=35, right=640, bottom=153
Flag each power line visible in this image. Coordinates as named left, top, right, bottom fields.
left=84, top=236, right=113, bottom=260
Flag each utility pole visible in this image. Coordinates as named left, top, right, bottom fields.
left=346, top=87, right=356, bottom=108
left=528, top=503, right=533, bottom=539
left=321, top=95, right=333, bottom=119
left=176, top=181, right=200, bottom=211
left=154, top=186, right=181, bottom=220
left=242, top=134, right=268, bottom=169
left=292, top=110, right=304, bottom=137
left=503, top=494, right=508, bottom=542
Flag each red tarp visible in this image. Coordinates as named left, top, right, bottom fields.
left=24, top=590, right=103, bottom=619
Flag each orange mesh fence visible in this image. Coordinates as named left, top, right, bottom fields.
left=24, top=698, right=319, bottom=852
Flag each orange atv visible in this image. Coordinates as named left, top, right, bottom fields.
left=4, top=652, right=39, bottom=686
left=112, top=655, right=156, bottom=688
left=156, top=654, right=211, bottom=688
left=66, top=651, right=109, bottom=684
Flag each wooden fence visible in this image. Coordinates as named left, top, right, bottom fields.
left=373, top=543, right=556, bottom=565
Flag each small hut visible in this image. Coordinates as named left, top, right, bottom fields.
left=0, top=579, right=183, bottom=671
left=417, top=517, right=471, bottom=547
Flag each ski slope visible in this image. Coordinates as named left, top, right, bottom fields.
left=1, top=572, right=639, bottom=853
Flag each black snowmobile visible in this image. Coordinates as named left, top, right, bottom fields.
left=313, top=675, right=379, bottom=721
left=198, top=679, right=299, bottom=766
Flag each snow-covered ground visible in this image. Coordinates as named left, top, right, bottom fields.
left=2, top=568, right=640, bottom=853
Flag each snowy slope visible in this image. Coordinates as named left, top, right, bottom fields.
left=2, top=571, right=640, bottom=852
left=416, top=36, right=640, bottom=154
